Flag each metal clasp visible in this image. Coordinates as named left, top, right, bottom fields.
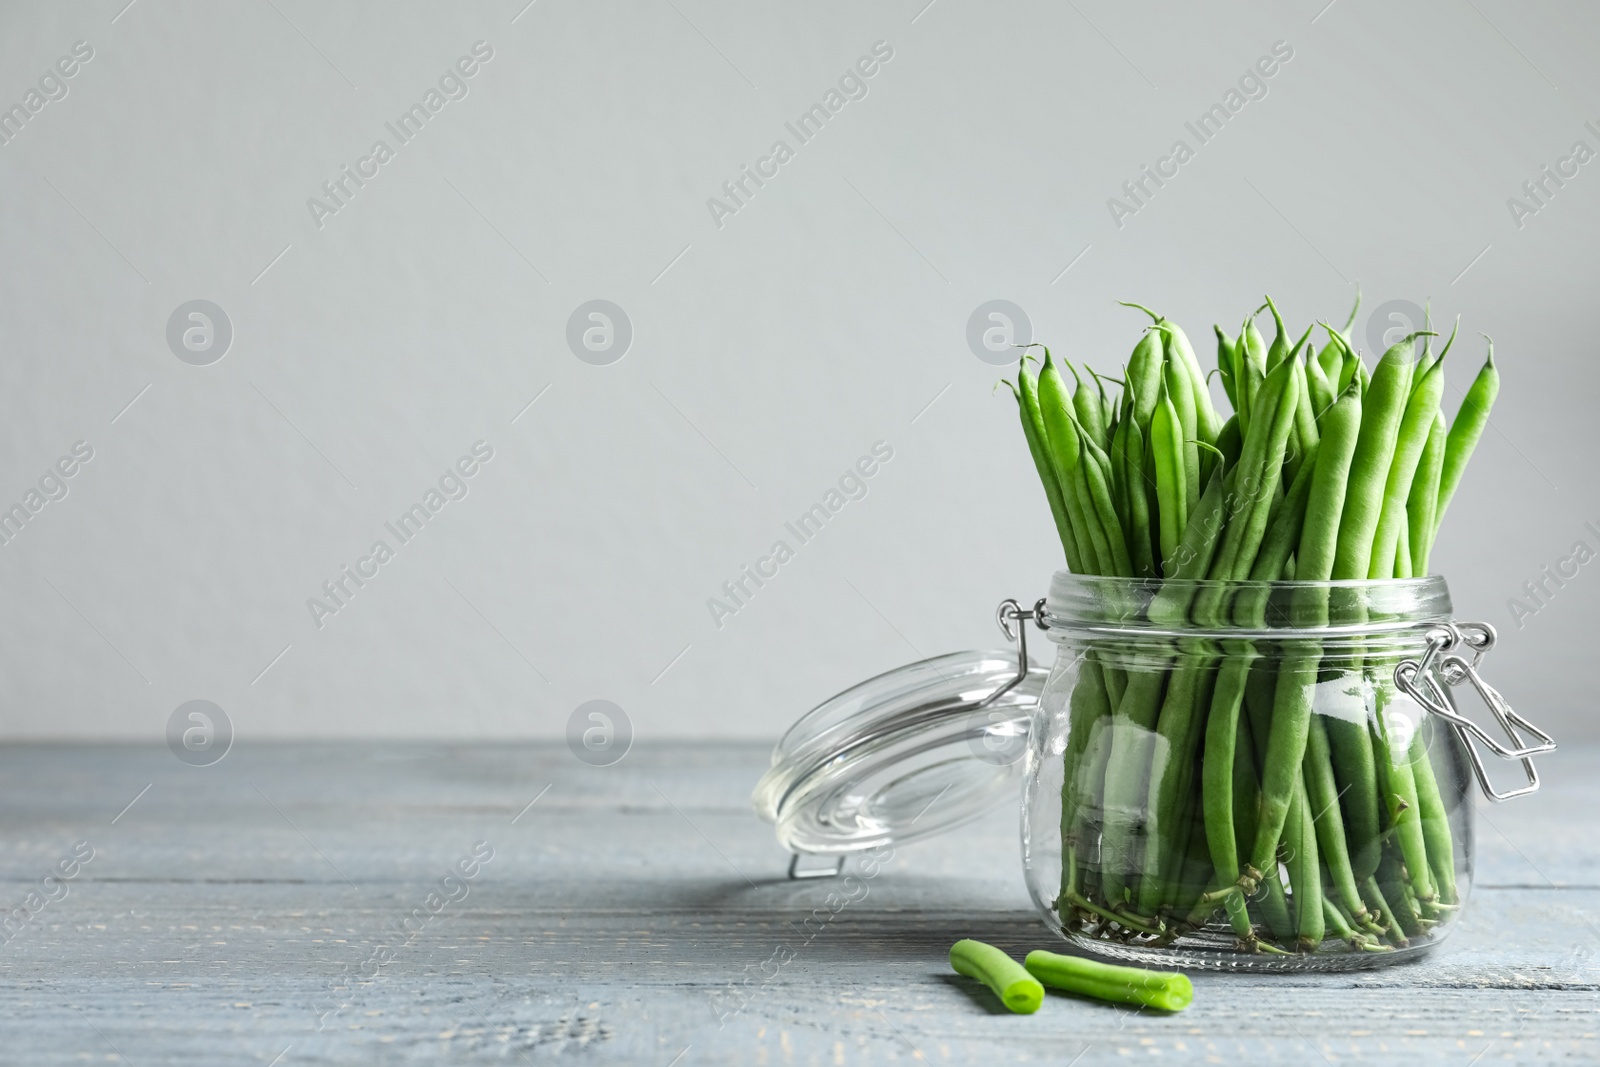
left=1394, top=621, right=1555, bottom=802
left=978, top=598, right=1048, bottom=710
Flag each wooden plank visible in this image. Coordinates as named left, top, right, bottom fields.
left=0, top=742, right=1593, bottom=1064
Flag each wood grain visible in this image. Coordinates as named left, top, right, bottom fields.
left=0, top=741, right=1593, bottom=1064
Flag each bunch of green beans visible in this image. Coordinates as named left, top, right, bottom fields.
left=1007, top=292, right=1498, bottom=954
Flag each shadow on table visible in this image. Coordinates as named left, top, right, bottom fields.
left=484, top=872, right=1054, bottom=963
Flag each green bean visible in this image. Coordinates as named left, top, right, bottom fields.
left=1273, top=377, right=1376, bottom=893
left=949, top=940, right=1044, bottom=1013
left=1079, top=426, right=1134, bottom=577
left=1163, top=321, right=1224, bottom=445
left=1238, top=311, right=1269, bottom=437
left=1039, top=353, right=1109, bottom=575
left=1337, top=350, right=1362, bottom=398
left=1305, top=345, right=1335, bottom=422
left=1072, top=465, right=1115, bottom=577
left=1061, top=653, right=1113, bottom=854
left=1303, top=714, right=1367, bottom=923
left=1121, top=302, right=1221, bottom=444
left=1069, top=359, right=1108, bottom=451
left=1287, top=773, right=1325, bottom=950
left=1319, top=325, right=1355, bottom=380
left=1255, top=852, right=1297, bottom=944
left=1409, top=721, right=1459, bottom=906
left=1350, top=347, right=1443, bottom=915
left=1315, top=291, right=1355, bottom=393
left=1012, top=371, right=1081, bottom=570
left=1126, top=327, right=1165, bottom=431
left=1109, top=399, right=1132, bottom=542
left=1202, top=649, right=1258, bottom=942
left=1024, top=950, right=1193, bottom=1011
left=1389, top=497, right=1458, bottom=911
left=1263, top=296, right=1293, bottom=372
left=1067, top=669, right=1120, bottom=911
left=1242, top=658, right=1276, bottom=778
left=1214, top=414, right=1242, bottom=471
left=1097, top=668, right=1172, bottom=910
left=1331, top=335, right=1425, bottom=580
left=1321, top=895, right=1387, bottom=951
left=1152, top=379, right=1187, bottom=567
left=1166, top=359, right=1201, bottom=518
left=1329, top=713, right=1382, bottom=884
left=1243, top=648, right=1318, bottom=895
left=1230, top=442, right=1317, bottom=651
left=1316, top=341, right=1344, bottom=394
left=1368, top=356, right=1445, bottom=580
left=1244, top=442, right=1318, bottom=590
left=1137, top=648, right=1218, bottom=915
left=1148, top=466, right=1230, bottom=622
left=1295, top=377, right=1361, bottom=585
left=1434, top=339, right=1499, bottom=538
left=1215, top=325, right=1240, bottom=411
left=1321, top=894, right=1357, bottom=946
left=1395, top=507, right=1412, bottom=577
left=1231, top=660, right=1298, bottom=944
left=1232, top=695, right=1262, bottom=864
left=1408, top=412, right=1446, bottom=576
left=1091, top=366, right=1117, bottom=444
left=1376, top=840, right=1425, bottom=941
left=1124, top=395, right=1158, bottom=578
left=1171, top=798, right=1216, bottom=917
left=1196, top=359, right=1298, bottom=630
left=1360, top=876, right=1407, bottom=947
left=1285, top=357, right=1320, bottom=486
left=1374, top=687, right=1436, bottom=908
left=1417, top=315, right=1460, bottom=382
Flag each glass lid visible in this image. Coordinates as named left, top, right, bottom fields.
left=753, top=601, right=1046, bottom=855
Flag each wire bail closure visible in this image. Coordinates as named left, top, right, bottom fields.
left=1394, top=621, right=1555, bottom=802
left=980, top=597, right=1048, bottom=711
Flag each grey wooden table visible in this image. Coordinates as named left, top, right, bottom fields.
left=0, top=741, right=1594, bottom=1065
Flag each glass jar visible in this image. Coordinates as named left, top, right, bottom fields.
left=756, top=575, right=1552, bottom=971
left=1025, top=571, right=1557, bottom=970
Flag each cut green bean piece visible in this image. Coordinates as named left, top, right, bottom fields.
left=950, top=940, right=1043, bottom=1014
left=1024, top=950, right=1193, bottom=1011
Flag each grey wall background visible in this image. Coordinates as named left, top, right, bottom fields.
left=0, top=0, right=1595, bottom=744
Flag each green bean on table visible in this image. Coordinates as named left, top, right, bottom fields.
left=949, top=940, right=1043, bottom=1014
left=1024, top=949, right=1193, bottom=1011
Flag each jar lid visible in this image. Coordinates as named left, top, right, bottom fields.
left=753, top=627, right=1045, bottom=855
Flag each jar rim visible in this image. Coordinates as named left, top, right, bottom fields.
left=1043, top=571, right=1452, bottom=641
